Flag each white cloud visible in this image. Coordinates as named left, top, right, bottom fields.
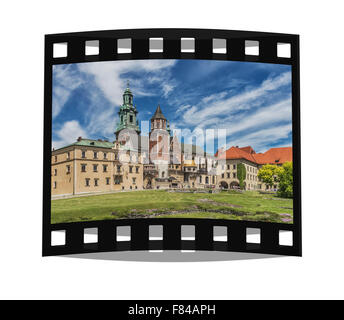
left=201, top=91, right=227, bottom=104
left=52, top=120, right=86, bottom=150
left=180, top=71, right=291, bottom=127
left=176, top=104, right=193, bottom=114
left=78, top=60, right=176, bottom=106
left=52, top=65, right=83, bottom=118
left=53, top=60, right=177, bottom=145
left=162, top=83, right=175, bottom=97
left=227, top=123, right=292, bottom=153
left=74, top=60, right=176, bottom=139
left=174, top=97, right=292, bottom=154
left=225, top=97, right=292, bottom=136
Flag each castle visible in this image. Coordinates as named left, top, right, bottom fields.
left=51, top=84, right=292, bottom=197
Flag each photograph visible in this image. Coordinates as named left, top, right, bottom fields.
left=51, top=59, right=293, bottom=224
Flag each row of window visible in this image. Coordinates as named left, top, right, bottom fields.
left=247, top=166, right=256, bottom=173
left=53, top=151, right=145, bottom=163
left=222, top=164, right=237, bottom=170
left=53, top=164, right=141, bottom=175
left=199, top=176, right=216, bottom=184
left=221, top=172, right=237, bottom=179
left=85, top=177, right=136, bottom=187
left=53, top=177, right=138, bottom=189
left=220, top=172, right=258, bottom=181
left=247, top=174, right=257, bottom=181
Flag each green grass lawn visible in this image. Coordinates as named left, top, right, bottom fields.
left=51, top=190, right=293, bottom=224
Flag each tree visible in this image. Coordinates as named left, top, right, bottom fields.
left=257, top=164, right=283, bottom=189
left=276, top=162, right=293, bottom=198
left=237, top=163, right=246, bottom=190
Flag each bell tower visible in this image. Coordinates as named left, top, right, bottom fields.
left=115, top=81, right=141, bottom=139
left=149, top=105, right=170, bottom=178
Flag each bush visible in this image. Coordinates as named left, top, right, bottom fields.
left=237, top=163, right=246, bottom=189
left=277, top=162, right=293, bottom=198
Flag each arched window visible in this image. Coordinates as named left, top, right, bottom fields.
left=162, top=171, right=165, bottom=178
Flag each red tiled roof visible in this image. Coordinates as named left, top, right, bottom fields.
left=217, top=146, right=257, bottom=163
left=216, top=146, right=292, bottom=165
left=239, top=146, right=256, bottom=154
left=254, top=147, right=292, bottom=165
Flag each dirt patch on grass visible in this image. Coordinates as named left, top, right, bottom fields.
left=197, top=198, right=243, bottom=208
left=111, top=206, right=283, bottom=221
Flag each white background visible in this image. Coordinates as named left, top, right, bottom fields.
left=1, top=0, right=343, bottom=300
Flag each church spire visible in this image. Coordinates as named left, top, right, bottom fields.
left=151, top=104, right=166, bottom=120
left=150, top=104, right=167, bottom=131
left=115, top=82, right=140, bottom=138
left=123, top=80, right=133, bottom=106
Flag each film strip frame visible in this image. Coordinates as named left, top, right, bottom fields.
left=43, top=28, right=301, bottom=257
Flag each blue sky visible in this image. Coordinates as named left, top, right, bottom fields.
left=52, top=59, right=292, bottom=154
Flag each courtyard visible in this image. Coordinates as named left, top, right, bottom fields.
left=51, top=190, right=293, bottom=224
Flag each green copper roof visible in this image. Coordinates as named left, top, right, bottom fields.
left=124, top=87, right=132, bottom=95
left=54, top=138, right=114, bottom=151
left=73, top=139, right=114, bottom=148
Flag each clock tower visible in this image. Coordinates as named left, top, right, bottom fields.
left=115, top=82, right=141, bottom=140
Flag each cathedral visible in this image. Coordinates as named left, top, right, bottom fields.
left=51, top=84, right=218, bottom=196
left=51, top=84, right=292, bottom=197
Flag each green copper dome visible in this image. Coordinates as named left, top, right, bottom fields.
left=115, top=82, right=140, bottom=137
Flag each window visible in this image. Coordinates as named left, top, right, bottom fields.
left=117, top=165, right=121, bottom=173
left=94, top=178, right=99, bottom=186
left=81, top=164, right=86, bottom=172
left=221, top=173, right=224, bottom=178
left=227, top=173, right=230, bottom=178
left=54, top=181, right=57, bottom=189
left=85, top=178, right=90, bottom=187
left=66, top=165, right=71, bottom=174
left=82, top=150, right=86, bottom=158
left=227, top=164, right=230, bottom=170
left=103, top=152, right=107, bottom=159
left=233, top=164, right=236, bottom=170
left=55, top=155, right=57, bottom=162
left=129, top=166, right=133, bottom=173
left=199, top=176, right=202, bottom=183
left=162, top=171, right=165, bottom=178
left=93, top=164, right=98, bottom=172
left=54, top=169, right=57, bottom=176
left=205, top=176, right=209, bottom=184
left=103, top=164, right=108, bottom=172
left=114, top=176, right=122, bottom=185
left=132, top=177, right=136, bottom=184
left=106, top=177, right=110, bottom=185
left=136, top=166, right=139, bottom=173
left=233, top=173, right=236, bottom=178
left=94, top=152, right=98, bottom=159
left=67, top=152, right=70, bottom=160
left=130, top=186, right=132, bottom=189
left=130, top=115, right=133, bottom=123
